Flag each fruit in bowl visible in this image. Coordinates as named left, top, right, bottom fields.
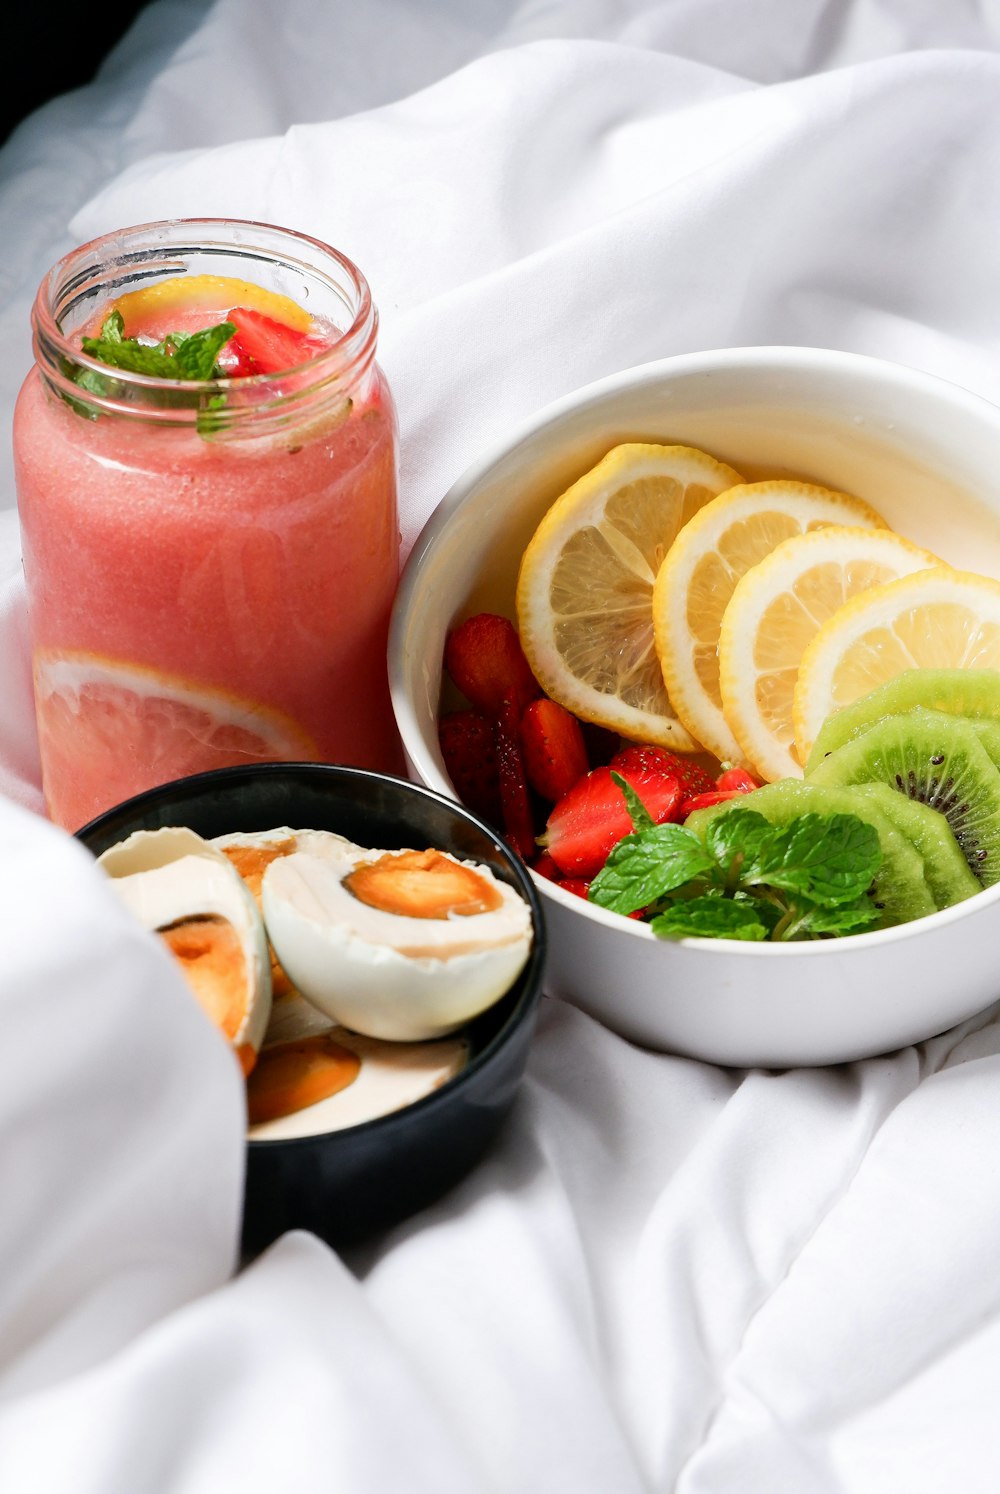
left=390, top=346, right=1000, bottom=1067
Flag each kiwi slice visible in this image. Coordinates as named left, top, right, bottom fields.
left=685, top=779, right=936, bottom=927
left=808, top=711, right=1000, bottom=886
left=849, top=782, right=980, bottom=910
left=805, top=667, right=1000, bottom=772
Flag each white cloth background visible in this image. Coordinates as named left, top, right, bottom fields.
left=4, top=2, right=1000, bottom=1489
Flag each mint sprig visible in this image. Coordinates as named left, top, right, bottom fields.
left=589, top=784, right=882, bottom=942
left=65, top=311, right=236, bottom=433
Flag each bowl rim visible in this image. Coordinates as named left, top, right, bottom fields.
left=389, top=343, right=1000, bottom=958
left=74, top=760, right=547, bottom=1149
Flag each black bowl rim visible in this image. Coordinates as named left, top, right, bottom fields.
left=75, top=760, right=548, bottom=1153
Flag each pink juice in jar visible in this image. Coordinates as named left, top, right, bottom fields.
left=13, top=221, right=403, bottom=831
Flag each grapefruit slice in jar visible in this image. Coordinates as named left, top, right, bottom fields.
left=32, top=651, right=317, bottom=831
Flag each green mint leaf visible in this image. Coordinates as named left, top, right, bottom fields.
left=81, top=335, right=179, bottom=378
left=610, top=770, right=654, bottom=833
left=80, top=318, right=234, bottom=382
left=732, top=889, right=784, bottom=932
left=651, top=895, right=770, bottom=942
left=740, top=812, right=881, bottom=906
left=786, top=897, right=883, bottom=938
left=100, top=310, right=125, bottom=344
left=704, top=808, right=779, bottom=878
left=172, top=320, right=236, bottom=380
left=58, top=357, right=118, bottom=418
left=196, top=392, right=229, bottom=437
left=589, top=824, right=715, bottom=915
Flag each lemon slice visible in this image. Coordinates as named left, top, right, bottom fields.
left=515, top=443, right=744, bottom=747
left=110, top=273, right=312, bottom=334
left=793, top=567, right=1000, bottom=763
left=718, top=527, right=941, bottom=781
left=652, top=480, right=887, bottom=765
left=33, top=650, right=317, bottom=831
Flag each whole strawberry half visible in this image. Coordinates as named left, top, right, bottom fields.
left=542, top=762, right=683, bottom=879
left=444, top=612, right=541, bottom=717
left=438, top=710, right=503, bottom=824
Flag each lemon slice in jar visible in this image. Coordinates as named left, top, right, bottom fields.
left=515, top=443, right=744, bottom=748
left=109, top=274, right=313, bottom=336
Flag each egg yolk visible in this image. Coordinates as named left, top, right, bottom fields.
left=220, top=839, right=297, bottom=996
left=344, top=849, right=504, bottom=919
left=247, top=1035, right=362, bottom=1124
left=160, top=915, right=247, bottom=1042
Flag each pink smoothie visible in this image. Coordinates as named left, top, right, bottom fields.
left=14, top=331, right=402, bottom=828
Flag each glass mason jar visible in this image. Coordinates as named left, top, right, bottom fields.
left=13, top=218, right=402, bottom=831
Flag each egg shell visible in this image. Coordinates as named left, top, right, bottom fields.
left=261, top=847, right=533, bottom=1041
left=97, top=825, right=229, bottom=877
left=109, top=852, right=273, bottom=1057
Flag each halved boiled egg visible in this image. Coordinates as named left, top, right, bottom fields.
left=99, top=827, right=272, bottom=1073
left=261, top=844, right=533, bottom=1041
left=246, top=987, right=467, bottom=1140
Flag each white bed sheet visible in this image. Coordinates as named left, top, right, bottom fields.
left=4, top=3, right=1000, bottom=1489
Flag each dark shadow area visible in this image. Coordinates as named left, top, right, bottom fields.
left=1, top=3, right=156, bottom=146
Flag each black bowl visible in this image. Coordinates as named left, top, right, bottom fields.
left=76, top=762, right=546, bottom=1256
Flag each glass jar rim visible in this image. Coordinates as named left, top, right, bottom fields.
left=31, top=217, right=378, bottom=410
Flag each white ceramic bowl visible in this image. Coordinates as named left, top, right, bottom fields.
left=389, top=346, right=1000, bottom=1068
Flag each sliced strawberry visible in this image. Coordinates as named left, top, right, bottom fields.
left=214, top=334, right=260, bottom=378
left=495, top=690, right=536, bottom=861
left=556, top=877, right=592, bottom=900
left=555, top=875, right=644, bottom=918
left=611, top=743, right=715, bottom=798
left=438, top=710, right=503, bottom=824
left=521, top=698, right=589, bottom=803
left=681, top=788, right=747, bottom=815
left=444, top=613, right=541, bottom=717
left=542, top=764, right=683, bottom=880
left=715, top=766, right=760, bottom=794
left=224, top=306, right=328, bottom=375
left=531, top=852, right=561, bottom=881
